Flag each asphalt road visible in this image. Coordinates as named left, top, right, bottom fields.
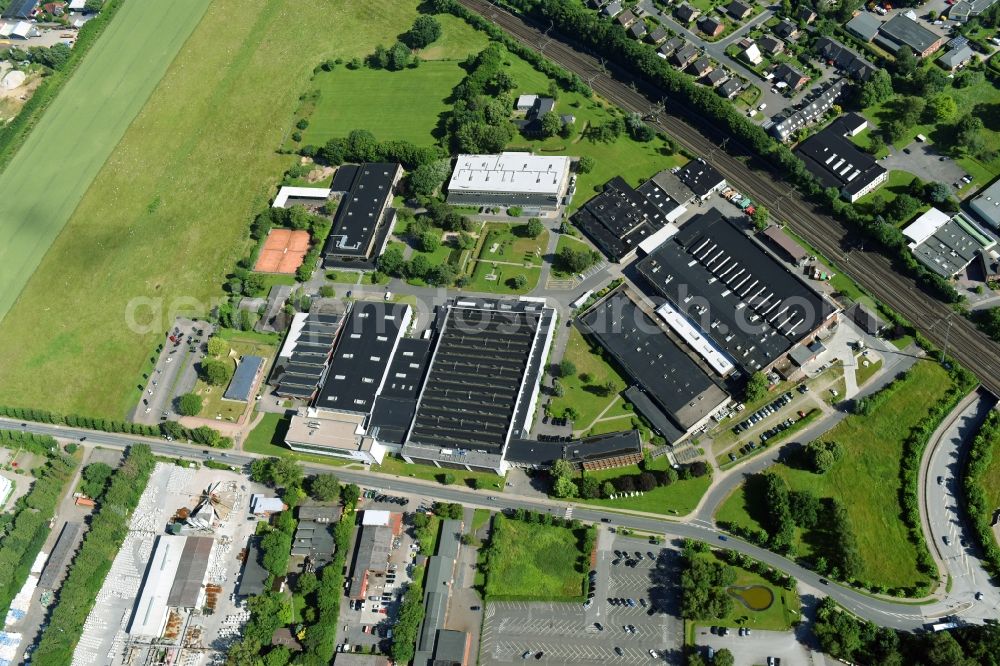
left=0, top=416, right=975, bottom=631
left=922, top=391, right=1000, bottom=623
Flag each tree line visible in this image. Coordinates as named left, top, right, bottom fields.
left=31, top=444, right=156, bottom=664
left=549, top=455, right=709, bottom=500
left=814, top=596, right=1000, bottom=666
left=0, top=442, right=75, bottom=624
left=961, top=409, right=1000, bottom=580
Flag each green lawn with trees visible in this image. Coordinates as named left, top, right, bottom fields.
left=548, top=328, right=629, bottom=427
left=483, top=513, right=591, bottom=600
left=0, top=0, right=432, bottom=418
left=716, top=361, right=969, bottom=593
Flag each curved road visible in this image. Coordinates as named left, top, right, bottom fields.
left=0, top=416, right=978, bottom=632
left=920, top=390, right=1000, bottom=623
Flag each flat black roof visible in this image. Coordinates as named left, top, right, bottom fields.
left=315, top=301, right=408, bottom=414
left=322, top=163, right=400, bottom=260
left=795, top=120, right=886, bottom=196
left=579, top=292, right=725, bottom=430
left=573, top=177, right=667, bottom=261
left=407, top=300, right=547, bottom=454
left=369, top=396, right=419, bottom=445
left=565, top=430, right=642, bottom=463
left=379, top=338, right=432, bottom=400
left=275, top=312, right=345, bottom=398
left=224, top=355, right=264, bottom=401
left=677, top=158, right=726, bottom=197
left=39, top=522, right=82, bottom=589
left=635, top=209, right=835, bottom=371
left=237, top=537, right=269, bottom=597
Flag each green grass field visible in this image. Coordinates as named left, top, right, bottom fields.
left=298, top=62, right=465, bottom=147
left=548, top=328, right=628, bottom=426
left=0, top=0, right=429, bottom=418
left=0, top=0, right=209, bottom=321
left=715, top=361, right=955, bottom=589
left=579, top=463, right=711, bottom=517
left=484, top=517, right=587, bottom=600
left=477, top=223, right=547, bottom=266
left=466, top=261, right=541, bottom=293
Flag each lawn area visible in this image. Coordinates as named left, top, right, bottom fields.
left=0, top=0, right=210, bottom=324
left=476, top=223, right=547, bottom=267
left=553, top=233, right=596, bottom=278
left=466, top=261, right=541, bottom=294
left=855, top=170, right=925, bottom=221
left=416, top=12, right=491, bottom=61
left=548, top=328, right=629, bottom=428
left=192, top=333, right=277, bottom=421
left=691, top=551, right=801, bottom=632
left=298, top=62, right=464, bottom=147
left=371, top=454, right=505, bottom=490
left=484, top=517, right=587, bottom=600
left=855, top=354, right=883, bottom=387
left=715, top=360, right=956, bottom=589
left=0, top=0, right=429, bottom=418
left=579, top=468, right=711, bottom=516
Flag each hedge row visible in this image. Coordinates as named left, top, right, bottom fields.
left=31, top=444, right=156, bottom=665
left=0, top=0, right=125, bottom=170
left=0, top=450, right=75, bottom=623
left=962, top=409, right=1000, bottom=581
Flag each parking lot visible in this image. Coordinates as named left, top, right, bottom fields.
left=480, top=533, right=684, bottom=665
left=695, top=627, right=819, bottom=666
left=132, top=318, right=212, bottom=425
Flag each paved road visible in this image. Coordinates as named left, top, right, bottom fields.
left=0, top=416, right=981, bottom=631
left=920, top=390, right=1000, bottom=623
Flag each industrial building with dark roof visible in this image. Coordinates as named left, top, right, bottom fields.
left=794, top=118, right=888, bottom=202
left=322, top=162, right=402, bottom=268
left=224, top=355, right=265, bottom=402
left=506, top=430, right=643, bottom=470
left=635, top=209, right=837, bottom=374
left=676, top=158, right=727, bottom=200
left=315, top=301, right=411, bottom=415
left=272, top=311, right=346, bottom=399
left=875, top=13, right=945, bottom=57
left=401, top=298, right=554, bottom=474
left=573, top=177, right=668, bottom=262
left=578, top=290, right=729, bottom=442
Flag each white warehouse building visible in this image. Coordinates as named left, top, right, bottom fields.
left=446, top=152, right=572, bottom=210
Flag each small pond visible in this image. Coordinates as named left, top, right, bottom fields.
left=726, top=584, right=774, bottom=611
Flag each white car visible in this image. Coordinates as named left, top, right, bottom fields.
left=757, top=102, right=767, bottom=111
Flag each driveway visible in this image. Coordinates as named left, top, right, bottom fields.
left=881, top=142, right=967, bottom=193
left=920, top=390, right=1000, bottom=623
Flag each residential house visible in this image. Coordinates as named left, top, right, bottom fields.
left=648, top=26, right=669, bottom=44
left=675, top=3, right=700, bottom=23
left=659, top=36, right=685, bottom=57
left=718, top=77, right=743, bottom=99
left=726, top=0, right=753, bottom=19
left=688, top=57, right=713, bottom=77
left=41, top=1, right=65, bottom=15
left=699, top=16, right=725, bottom=37
left=875, top=13, right=946, bottom=57
left=947, top=0, right=997, bottom=21
left=938, top=45, right=974, bottom=70
left=704, top=68, right=728, bottom=87
left=768, top=79, right=848, bottom=142
left=616, top=10, right=638, bottom=28
left=602, top=1, right=623, bottom=18
left=758, top=35, right=785, bottom=55
left=813, top=36, right=876, bottom=81
left=629, top=21, right=647, bottom=39
left=671, top=44, right=700, bottom=68
left=773, top=19, right=799, bottom=40
left=740, top=41, right=763, bottom=65
left=796, top=5, right=817, bottom=23
left=846, top=12, right=882, bottom=42
left=772, top=62, right=808, bottom=89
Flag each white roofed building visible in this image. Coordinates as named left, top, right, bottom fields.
left=446, top=152, right=571, bottom=210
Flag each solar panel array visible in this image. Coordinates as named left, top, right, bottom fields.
left=408, top=306, right=540, bottom=453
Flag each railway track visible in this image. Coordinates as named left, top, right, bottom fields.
left=460, top=0, right=1000, bottom=395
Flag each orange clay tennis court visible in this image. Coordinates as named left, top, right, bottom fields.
left=254, top=229, right=311, bottom=274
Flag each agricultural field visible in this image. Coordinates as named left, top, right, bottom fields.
left=484, top=517, right=587, bottom=600
left=0, top=0, right=209, bottom=321
left=715, top=361, right=956, bottom=590
left=0, top=0, right=430, bottom=418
